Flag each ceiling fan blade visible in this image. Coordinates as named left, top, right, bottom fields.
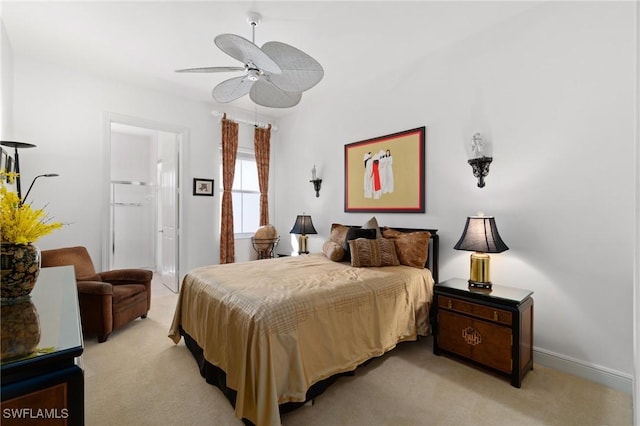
left=212, top=76, right=254, bottom=103
left=261, top=41, right=324, bottom=92
left=175, top=66, right=244, bottom=73
left=214, top=34, right=281, bottom=74
left=250, top=78, right=302, bottom=108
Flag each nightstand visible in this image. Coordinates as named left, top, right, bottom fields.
left=433, top=278, right=534, bottom=388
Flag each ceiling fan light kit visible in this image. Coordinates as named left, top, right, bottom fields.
left=176, top=12, right=324, bottom=108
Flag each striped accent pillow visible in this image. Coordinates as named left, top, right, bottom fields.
left=348, top=237, right=400, bottom=267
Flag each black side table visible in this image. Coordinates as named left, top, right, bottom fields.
left=433, top=278, right=534, bottom=387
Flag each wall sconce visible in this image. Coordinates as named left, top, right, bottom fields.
left=310, top=164, right=322, bottom=197
left=467, top=133, right=492, bottom=188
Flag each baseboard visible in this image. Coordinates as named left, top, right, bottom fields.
left=534, top=347, right=633, bottom=394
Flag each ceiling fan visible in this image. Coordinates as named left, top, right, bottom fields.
left=176, top=12, right=324, bottom=108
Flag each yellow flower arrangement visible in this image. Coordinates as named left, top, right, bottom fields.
left=0, top=170, right=63, bottom=244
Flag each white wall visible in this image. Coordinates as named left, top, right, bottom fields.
left=0, top=18, right=13, bottom=139
left=11, top=53, right=279, bottom=273
left=11, top=55, right=220, bottom=276
left=110, top=131, right=155, bottom=183
left=273, top=1, right=636, bottom=390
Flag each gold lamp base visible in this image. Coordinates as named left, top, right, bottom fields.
left=468, top=252, right=492, bottom=290
left=298, top=234, right=309, bottom=254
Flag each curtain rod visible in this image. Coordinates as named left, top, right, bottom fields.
left=211, top=111, right=279, bottom=132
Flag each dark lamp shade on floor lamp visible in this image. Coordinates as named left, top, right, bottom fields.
left=289, top=215, right=318, bottom=254
left=454, top=216, right=509, bottom=290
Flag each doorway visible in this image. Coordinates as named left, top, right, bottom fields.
left=103, top=114, right=184, bottom=293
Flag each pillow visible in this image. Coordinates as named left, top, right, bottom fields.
left=361, top=216, right=382, bottom=238
left=327, top=224, right=349, bottom=261
left=322, top=240, right=345, bottom=262
left=382, top=227, right=430, bottom=268
left=344, top=227, right=377, bottom=260
left=349, top=237, right=400, bottom=267
left=329, top=223, right=349, bottom=244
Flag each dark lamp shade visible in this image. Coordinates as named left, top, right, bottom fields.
left=289, top=215, right=318, bottom=235
left=454, top=216, right=509, bottom=253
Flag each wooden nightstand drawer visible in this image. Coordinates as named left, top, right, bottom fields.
left=437, top=310, right=512, bottom=373
left=438, top=295, right=512, bottom=325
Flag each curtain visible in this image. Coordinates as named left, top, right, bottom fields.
left=254, top=124, right=272, bottom=226
left=220, top=114, right=239, bottom=264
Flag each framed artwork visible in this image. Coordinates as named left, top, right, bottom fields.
left=193, top=178, right=214, bottom=196
left=344, top=126, right=425, bottom=213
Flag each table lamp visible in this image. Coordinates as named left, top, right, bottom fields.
left=454, top=215, right=509, bottom=290
left=289, top=214, right=317, bottom=254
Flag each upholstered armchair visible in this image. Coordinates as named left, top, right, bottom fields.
left=40, top=246, right=152, bottom=343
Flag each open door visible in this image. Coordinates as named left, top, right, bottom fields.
left=105, top=116, right=183, bottom=294
left=157, top=132, right=179, bottom=292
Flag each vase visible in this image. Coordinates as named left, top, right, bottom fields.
left=0, top=243, right=41, bottom=303
left=0, top=299, right=41, bottom=361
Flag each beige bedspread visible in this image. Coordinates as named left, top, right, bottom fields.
left=168, top=253, right=434, bottom=426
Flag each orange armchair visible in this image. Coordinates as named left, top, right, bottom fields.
left=41, top=246, right=152, bottom=343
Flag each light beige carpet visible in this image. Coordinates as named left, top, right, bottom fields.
left=82, top=285, right=633, bottom=426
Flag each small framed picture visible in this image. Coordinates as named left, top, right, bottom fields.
left=193, top=178, right=214, bottom=196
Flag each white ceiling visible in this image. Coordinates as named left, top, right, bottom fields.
left=1, top=1, right=539, bottom=119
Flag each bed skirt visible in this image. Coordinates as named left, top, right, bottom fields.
left=180, top=326, right=359, bottom=425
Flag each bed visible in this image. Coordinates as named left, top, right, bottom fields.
left=169, top=226, right=438, bottom=426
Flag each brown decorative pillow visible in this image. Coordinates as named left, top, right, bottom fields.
left=344, top=227, right=377, bottom=260
left=382, top=227, right=430, bottom=268
left=349, top=237, right=400, bottom=267
left=329, top=223, right=349, bottom=244
left=322, top=240, right=345, bottom=262
left=381, top=227, right=402, bottom=238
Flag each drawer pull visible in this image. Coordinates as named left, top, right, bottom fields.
left=493, top=311, right=498, bottom=321
left=462, top=326, right=482, bottom=346
left=447, top=300, right=452, bottom=309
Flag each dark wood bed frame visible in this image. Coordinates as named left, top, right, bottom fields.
left=179, top=227, right=439, bottom=425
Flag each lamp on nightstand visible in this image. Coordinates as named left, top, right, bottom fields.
left=454, top=214, right=509, bottom=290
left=289, top=214, right=317, bottom=254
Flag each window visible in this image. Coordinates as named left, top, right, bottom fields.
left=223, top=149, right=260, bottom=236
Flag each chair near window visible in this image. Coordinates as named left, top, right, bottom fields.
left=40, top=246, right=152, bottom=343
